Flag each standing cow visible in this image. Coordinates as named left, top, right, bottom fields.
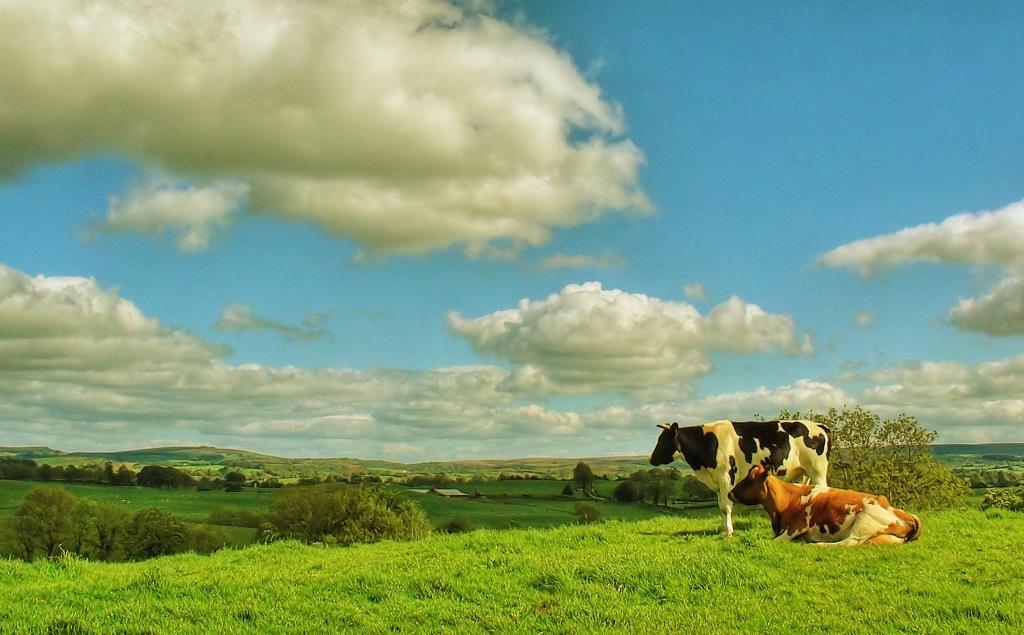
left=649, top=420, right=831, bottom=535
left=729, top=464, right=922, bottom=546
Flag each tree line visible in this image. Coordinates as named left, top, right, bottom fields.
left=0, top=458, right=282, bottom=492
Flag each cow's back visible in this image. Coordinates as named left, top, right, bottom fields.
left=725, top=419, right=831, bottom=487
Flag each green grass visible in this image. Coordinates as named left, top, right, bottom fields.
left=0, top=508, right=1021, bottom=633
left=0, top=481, right=275, bottom=522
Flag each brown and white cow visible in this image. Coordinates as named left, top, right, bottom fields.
left=728, top=464, right=922, bottom=546
left=649, top=420, right=831, bottom=535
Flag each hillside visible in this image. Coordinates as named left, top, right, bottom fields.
left=1, top=508, right=1021, bottom=633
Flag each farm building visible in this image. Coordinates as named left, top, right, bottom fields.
left=431, top=488, right=468, bottom=497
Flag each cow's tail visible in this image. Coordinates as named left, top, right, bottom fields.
left=904, top=514, right=922, bottom=543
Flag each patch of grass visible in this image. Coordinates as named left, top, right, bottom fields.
left=0, top=509, right=1021, bottom=633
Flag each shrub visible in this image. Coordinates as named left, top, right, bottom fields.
left=776, top=406, right=968, bottom=509
left=561, top=483, right=575, bottom=497
left=185, top=524, right=231, bottom=554
left=440, top=517, right=473, bottom=534
left=982, top=487, right=1024, bottom=512
left=271, top=484, right=431, bottom=545
left=67, top=500, right=129, bottom=561
left=126, top=509, right=187, bottom=559
left=612, top=481, right=641, bottom=502
left=573, top=503, right=603, bottom=524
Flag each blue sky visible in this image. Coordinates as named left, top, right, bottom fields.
left=2, top=1, right=1024, bottom=458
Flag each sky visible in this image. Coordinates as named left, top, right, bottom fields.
left=2, top=0, right=1024, bottom=459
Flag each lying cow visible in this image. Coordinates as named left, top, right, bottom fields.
left=729, top=465, right=922, bottom=546
left=649, top=420, right=831, bottom=535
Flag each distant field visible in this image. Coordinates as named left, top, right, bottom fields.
left=1, top=508, right=1021, bottom=633
left=0, top=481, right=275, bottom=522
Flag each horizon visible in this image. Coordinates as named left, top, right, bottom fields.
left=3, top=1, right=1024, bottom=460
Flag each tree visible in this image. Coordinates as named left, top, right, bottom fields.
left=67, top=500, right=129, bottom=561
left=612, top=480, right=641, bottom=502
left=776, top=406, right=968, bottom=509
left=12, top=487, right=77, bottom=560
left=126, top=509, right=186, bottom=559
left=115, top=465, right=136, bottom=486
left=572, top=462, right=595, bottom=495
left=560, top=483, right=575, bottom=497
left=224, top=471, right=247, bottom=492
left=104, top=462, right=116, bottom=485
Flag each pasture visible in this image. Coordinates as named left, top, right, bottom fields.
left=1, top=508, right=1021, bottom=633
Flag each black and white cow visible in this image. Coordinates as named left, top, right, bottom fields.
left=649, top=420, right=831, bottom=535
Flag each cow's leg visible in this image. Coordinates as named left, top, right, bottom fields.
left=717, top=483, right=734, bottom=536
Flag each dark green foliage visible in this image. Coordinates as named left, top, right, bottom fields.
left=126, top=509, right=187, bottom=559
left=136, top=465, right=196, bottom=489
left=572, top=463, right=595, bottom=495
left=777, top=406, right=968, bottom=509
left=224, top=471, right=247, bottom=492
left=982, top=487, right=1024, bottom=512
left=185, top=524, right=231, bottom=554
left=612, top=480, right=641, bottom=502
left=11, top=487, right=77, bottom=560
left=560, top=483, right=575, bottom=497
left=271, top=484, right=431, bottom=545
left=572, top=503, right=603, bottom=524
left=439, top=517, right=473, bottom=533
left=66, top=500, right=129, bottom=561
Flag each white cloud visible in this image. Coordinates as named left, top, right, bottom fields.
left=447, top=282, right=813, bottom=396
left=537, top=251, right=626, bottom=271
left=820, top=199, right=1024, bottom=276
left=821, top=200, right=1024, bottom=337
left=949, top=275, right=1024, bottom=335
left=682, top=282, right=708, bottom=301
left=97, top=179, right=249, bottom=251
left=0, top=0, right=648, bottom=256
left=215, top=303, right=328, bottom=342
left=854, top=311, right=875, bottom=328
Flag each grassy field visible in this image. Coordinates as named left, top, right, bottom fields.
left=0, top=480, right=275, bottom=521
left=0, top=507, right=1021, bottom=633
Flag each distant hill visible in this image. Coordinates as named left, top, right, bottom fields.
left=3, top=442, right=1020, bottom=479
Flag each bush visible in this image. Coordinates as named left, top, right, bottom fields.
left=271, top=484, right=431, bottom=545
left=612, top=481, right=641, bottom=502
left=439, top=517, right=473, bottom=534
left=185, top=524, right=231, bottom=554
left=560, top=483, right=575, bottom=497
left=573, top=503, right=603, bottom=524
left=66, top=500, right=129, bottom=561
left=982, top=487, right=1024, bottom=512
left=126, top=509, right=187, bottom=559
left=776, top=406, right=968, bottom=509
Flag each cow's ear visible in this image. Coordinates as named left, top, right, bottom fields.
left=657, top=423, right=671, bottom=431
left=670, top=422, right=679, bottom=431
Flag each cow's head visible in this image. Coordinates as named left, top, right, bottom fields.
left=728, top=464, right=771, bottom=505
left=649, top=422, right=680, bottom=465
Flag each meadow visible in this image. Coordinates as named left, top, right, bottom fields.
left=0, top=507, right=1021, bottom=634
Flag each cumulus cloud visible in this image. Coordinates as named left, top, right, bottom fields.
left=215, top=303, right=328, bottom=342
left=447, top=282, right=813, bottom=396
left=0, top=0, right=648, bottom=256
left=854, top=311, right=875, bottom=328
left=682, top=282, right=708, bottom=301
left=537, top=251, right=627, bottom=271
left=95, top=179, right=249, bottom=251
left=949, top=276, right=1024, bottom=335
left=822, top=200, right=1024, bottom=338
left=855, top=354, right=1024, bottom=440
left=820, top=199, right=1024, bottom=276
